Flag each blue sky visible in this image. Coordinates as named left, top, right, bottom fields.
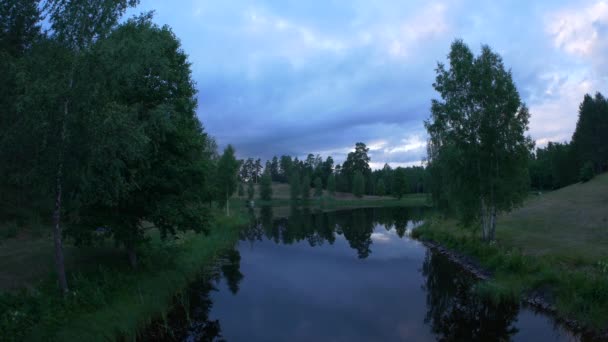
left=130, top=0, right=607, bottom=168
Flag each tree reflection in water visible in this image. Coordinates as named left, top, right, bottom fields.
left=239, top=206, right=426, bottom=259
left=139, top=249, right=243, bottom=342
left=422, top=250, right=519, bottom=341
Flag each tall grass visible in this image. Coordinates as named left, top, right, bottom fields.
left=412, top=219, right=608, bottom=329
left=0, top=213, right=245, bottom=341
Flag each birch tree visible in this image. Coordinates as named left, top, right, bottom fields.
left=425, top=40, right=533, bottom=242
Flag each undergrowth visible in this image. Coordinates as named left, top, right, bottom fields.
left=0, top=213, right=245, bottom=341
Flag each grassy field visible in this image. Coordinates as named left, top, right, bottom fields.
left=0, top=213, right=245, bottom=341
left=412, top=172, right=608, bottom=330
left=498, top=173, right=608, bottom=265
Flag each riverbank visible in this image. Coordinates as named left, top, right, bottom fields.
left=412, top=218, right=608, bottom=339
left=0, top=213, right=245, bottom=341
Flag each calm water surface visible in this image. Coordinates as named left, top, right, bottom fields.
left=145, top=207, right=580, bottom=342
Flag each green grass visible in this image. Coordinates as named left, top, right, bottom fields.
left=0, top=213, right=245, bottom=341
left=412, top=173, right=608, bottom=329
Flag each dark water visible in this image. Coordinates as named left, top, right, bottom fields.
left=144, top=207, right=580, bottom=342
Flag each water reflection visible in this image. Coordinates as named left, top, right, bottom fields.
left=142, top=207, right=579, bottom=342
left=423, top=250, right=519, bottom=341
left=140, top=249, right=243, bottom=342
left=241, top=206, right=426, bottom=259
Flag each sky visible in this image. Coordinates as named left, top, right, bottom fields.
left=129, top=0, right=607, bottom=169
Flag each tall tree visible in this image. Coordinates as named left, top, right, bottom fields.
left=376, top=178, right=386, bottom=196
left=352, top=171, right=365, bottom=198
left=66, top=14, right=212, bottom=269
left=13, top=0, right=140, bottom=293
left=392, top=168, right=408, bottom=199
left=342, top=143, right=371, bottom=186
left=290, top=171, right=301, bottom=201
left=217, top=145, right=239, bottom=216
left=425, top=40, right=533, bottom=242
left=270, top=156, right=280, bottom=181
left=253, top=158, right=263, bottom=183
left=571, top=93, right=608, bottom=174
left=314, top=177, right=323, bottom=197
left=279, top=155, right=293, bottom=182
left=247, top=180, right=255, bottom=201
left=301, top=174, right=311, bottom=200
left=259, top=171, right=273, bottom=201
left=326, top=174, right=336, bottom=196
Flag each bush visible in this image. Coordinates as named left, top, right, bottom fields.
left=579, top=161, right=594, bottom=182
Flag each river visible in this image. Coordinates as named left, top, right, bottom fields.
left=143, top=206, right=580, bottom=341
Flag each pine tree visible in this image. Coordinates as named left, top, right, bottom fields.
left=290, top=171, right=301, bottom=201
left=314, top=177, right=323, bottom=197
left=352, top=171, right=365, bottom=198
left=376, top=179, right=386, bottom=196
left=301, top=175, right=311, bottom=200
left=260, top=171, right=273, bottom=201
left=326, top=174, right=336, bottom=196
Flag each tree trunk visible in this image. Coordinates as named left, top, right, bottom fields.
left=480, top=198, right=488, bottom=241
left=489, top=205, right=497, bottom=241
left=127, top=243, right=138, bottom=269
left=52, top=163, right=69, bottom=294
left=52, top=96, right=71, bottom=295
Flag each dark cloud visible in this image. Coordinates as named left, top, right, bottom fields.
left=130, top=0, right=602, bottom=166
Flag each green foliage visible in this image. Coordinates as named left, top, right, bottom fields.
left=425, top=40, right=533, bottom=241
left=237, top=182, right=244, bottom=197
left=326, top=174, right=336, bottom=196
left=61, top=15, right=213, bottom=262
left=376, top=178, right=386, bottom=196
left=259, top=172, right=273, bottom=201
left=289, top=171, right=301, bottom=201
left=314, top=177, right=323, bottom=197
left=341, top=143, right=370, bottom=189
left=392, top=168, right=408, bottom=199
left=217, top=145, right=239, bottom=207
left=352, top=171, right=365, bottom=198
left=529, top=142, right=578, bottom=190
left=0, top=214, right=243, bottom=341
left=301, top=175, right=311, bottom=199
left=579, top=161, right=595, bottom=183
left=572, top=93, right=608, bottom=174
left=247, top=181, right=255, bottom=201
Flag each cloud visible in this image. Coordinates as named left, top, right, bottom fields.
left=547, top=1, right=608, bottom=73
left=130, top=0, right=604, bottom=166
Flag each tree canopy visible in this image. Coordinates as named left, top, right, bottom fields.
left=425, top=40, right=533, bottom=242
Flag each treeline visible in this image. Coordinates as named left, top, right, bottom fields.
left=0, top=0, right=241, bottom=293
left=530, top=93, right=608, bottom=190
left=238, top=142, right=429, bottom=199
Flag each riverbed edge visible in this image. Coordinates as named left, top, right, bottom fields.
left=412, top=224, right=608, bottom=340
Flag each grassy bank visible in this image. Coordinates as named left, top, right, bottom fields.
left=412, top=173, right=608, bottom=330
left=0, top=213, right=245, bottom=341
